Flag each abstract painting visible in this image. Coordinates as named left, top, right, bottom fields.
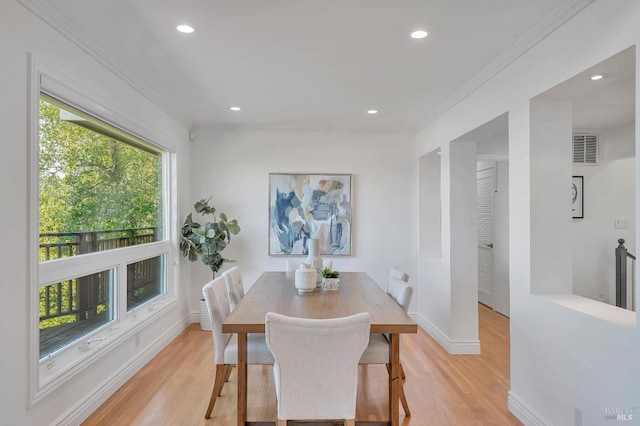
left=269, top=173, right=352, bottom=256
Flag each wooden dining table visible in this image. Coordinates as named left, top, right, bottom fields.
left=222, top=271, right=417, bottom=426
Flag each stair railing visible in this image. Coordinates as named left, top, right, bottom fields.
left=615, top=238, right=636, bottom=311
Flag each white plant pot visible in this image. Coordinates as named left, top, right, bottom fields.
left=199, top=299, right=212, bottom=331
left=323, top=277, right=340, bottom=291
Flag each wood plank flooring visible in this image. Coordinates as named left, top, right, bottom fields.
left=83, top=303, right=520, bottom=425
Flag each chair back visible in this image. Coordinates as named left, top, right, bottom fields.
left=387, top=277, right=413, bottom=312
left=202, top=276, right=233, bottom=364
left=389, top=266, right=409, bottom=283
left=223, top=266, right=244, bottom=311
left=265, top=312, right=370, bottom=421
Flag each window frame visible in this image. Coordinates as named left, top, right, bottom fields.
left=28, top=60, right=178, bottom=404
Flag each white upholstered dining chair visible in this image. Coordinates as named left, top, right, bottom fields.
left=389, top=266, right=409, bottom=283
left=265, top=312, right=371, bottom=426
left=387, top=278, right=412, bottom=312
left=201, top=276, right=274, bottom=419
left=360, top=276, right=413, bottom=416
left=223, top=266, right=244, bottom=311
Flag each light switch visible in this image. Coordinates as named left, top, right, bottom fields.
left=615, top=217, right=630, bottom=229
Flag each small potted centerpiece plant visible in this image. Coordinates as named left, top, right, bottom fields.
left=321, top=267, right=340, bottom=290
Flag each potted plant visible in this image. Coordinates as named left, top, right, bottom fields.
left=181, top=197, right=241, bottom=330
left=321, top=267, right=340, bottom=290
left=180, top=197, right=241, bottom=275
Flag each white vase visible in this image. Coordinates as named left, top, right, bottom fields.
left=295, top=263, right=316, bottom=293
left=305, top=238, right=323, bottom=286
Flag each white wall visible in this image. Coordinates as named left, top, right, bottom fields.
left=0, top=2, right=192, bottom=424
left=416, top=1, right=640, bottom=424
left=418, top=151, right=452, bottom=346
left=189, top=130, right=417, bottom=310
left=530, top=98, right=574, bottom=294
left=449, top=142, right=479, bottom=345
left=493, top=161, right=511, bottom=316
left=572, top=124, right=636, bottom=304
left=419, top=152, right=442, bottom=258
left=416, top=141, right=481, bottom=354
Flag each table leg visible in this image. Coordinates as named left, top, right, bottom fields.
left=389, top=333, right=400, bottom=426
left=237, top=333, right=247, bottom=426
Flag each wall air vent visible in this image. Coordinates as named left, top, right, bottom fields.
left=573, top=134, right=598, bottom=165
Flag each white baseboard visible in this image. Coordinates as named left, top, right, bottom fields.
left=508, top=391, right=551, bottom=426
left=415, top=313, right=481, bottom=354
left=55, top=313, right=192, bottom=425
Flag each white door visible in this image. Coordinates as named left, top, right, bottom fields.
left=477, top=162, right=495, bottom=307
left=492, top=161, right=510, bottom=317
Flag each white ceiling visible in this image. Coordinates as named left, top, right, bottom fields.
left=538, top=46, right=636, bottom=132
left=35, top=0, right=595, bottom=133
left=447, top=36, right=635, bottom=156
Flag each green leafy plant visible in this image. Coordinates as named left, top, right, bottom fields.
left=180, top=197, right=241, bottom=274
left=321, top=267, right=339, bottom=278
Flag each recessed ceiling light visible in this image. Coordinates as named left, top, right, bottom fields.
left=588, top=74, right=605, bottom=81
left=367, top=109, right=379, bottom=115
left=176, top=25, right=195, bottom=34
left=410, top=30, right=428, bottom=39
left=230, top=106, right=241, bottom=111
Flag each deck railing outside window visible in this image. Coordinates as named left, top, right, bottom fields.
left=39, top=227, right=160, bottom=357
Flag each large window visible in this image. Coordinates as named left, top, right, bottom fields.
left=36, top=90, right=171, bottom=392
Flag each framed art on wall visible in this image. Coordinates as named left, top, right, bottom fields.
left=269, top=173, right=352, bottom=256
left=572, top=176, right=583, bottom=219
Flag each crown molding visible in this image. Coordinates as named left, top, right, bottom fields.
left=420, top=0, right=597, bottom=131
left=16, top=0, right=191, bottom=129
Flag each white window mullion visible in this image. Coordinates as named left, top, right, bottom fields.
left=117, top=260, right=127, bottom=326
left=39, top=242, right=168, bottom=285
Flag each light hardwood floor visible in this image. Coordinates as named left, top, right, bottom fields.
left=83, top=304, right=520, bottom=425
